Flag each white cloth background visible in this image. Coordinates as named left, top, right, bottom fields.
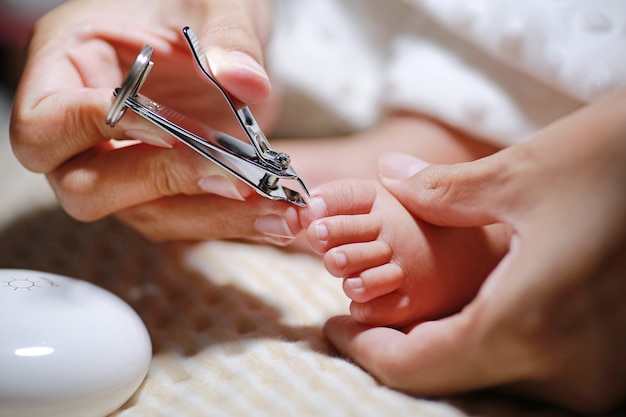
left=268, top=0, right=626, bottom=145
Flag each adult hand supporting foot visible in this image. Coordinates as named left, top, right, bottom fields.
left=324, top=88, right=626, bottom=413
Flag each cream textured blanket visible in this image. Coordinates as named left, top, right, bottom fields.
left=1, top=97, right=622, bottom=417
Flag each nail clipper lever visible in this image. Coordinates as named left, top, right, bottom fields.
left=106, top=27, right=309, bottom=207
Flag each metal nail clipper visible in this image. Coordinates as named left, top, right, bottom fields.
left=106, top=27, right=309, bottom=207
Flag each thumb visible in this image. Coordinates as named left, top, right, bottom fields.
left=323, top=313, right=514, bottom=396
left=378, top=152, right=513, bottom=228
left=197, top=1, right=272, bottom=104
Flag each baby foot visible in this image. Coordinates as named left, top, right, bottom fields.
left=300, top=179, right=505, bottom=327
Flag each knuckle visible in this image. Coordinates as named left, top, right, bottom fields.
left=49, top=169, right=103, bottom=222
left=10, top=91, right=110, bottom=174
left=9, top=112, right=51, bottom=173
left=414, top=165, right=454, bottom=205
left=149, top=158, right=180, bottom=197
left=147, top=150, right=202, bottom=197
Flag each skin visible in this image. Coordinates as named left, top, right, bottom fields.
left=303, top=87, right=626, bottom=413
left=10, top=0, right=285, bottom=242
left=9, top=0, right=496, bottom=245
left=300, top=175, right=509, bottom=327
left=11, top=0, right=625, bottom=412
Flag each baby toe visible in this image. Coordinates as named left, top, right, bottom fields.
left=349, top=292, right=425, bottom=328
left=307, top=215, right=380, bottom=253
left=324, top=240, right=391, bottom=277
left=343, top=263, right=404, bottom=303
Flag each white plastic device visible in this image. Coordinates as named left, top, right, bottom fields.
left=0, top=269, right=152, bottom=417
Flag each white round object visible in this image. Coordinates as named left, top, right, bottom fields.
left=0, top=269, right=151, bottom=417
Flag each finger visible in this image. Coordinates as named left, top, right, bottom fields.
left=11, top=30, right=123, bottom=173
left=116, top=193, right=298, bottom=242
left=47, top=142, right=251, bottom=221
left=324, top=312, right=519, bottom=396
left=326, top=233, right=601, bottom=401
left=378, top=152, right=519, bottom=228
left=13, top=85, right=177, bottom=173
left=198, top=0, right=272, bottom=104
left=11, top=36, right=173, bottom=174
left=11, top=87, right=105, bottom=173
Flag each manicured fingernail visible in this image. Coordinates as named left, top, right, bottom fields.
left=125, top=129, right=173, bottom=148
left=379, top=153, right=429, bottom=180
left=262, top=236, right=295, bottom=247
left=255, top=214, right=295, bottom=239
left=308, top=196, right=328, bottom=220
left=199, top=175, right=245, bottom=200
left=225, top=50, right=270, bottom=82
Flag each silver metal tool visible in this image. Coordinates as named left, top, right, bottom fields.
left=106, top=27, right=309, bottom=207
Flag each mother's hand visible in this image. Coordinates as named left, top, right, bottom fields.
left=324, top=88, right=626, bottom=413
left=10, top=0, right=300, bottom=243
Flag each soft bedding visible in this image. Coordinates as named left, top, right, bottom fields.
left=1, top=95, right=624, bottom=417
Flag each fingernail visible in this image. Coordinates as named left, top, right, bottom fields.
left=379, top=153, right=429, bottom=180
left=255, top=214, right=295, bottom=239
left=125, top=129, right=174, bottom=148
left=308, top=196, right=328, bottom=220
left=225, top=50, right=269, bottom=82
left=199, top=175, right=246, bottom=200
left=262, top=236, right=295, bottom=247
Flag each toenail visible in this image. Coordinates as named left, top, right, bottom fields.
left=315, top=222, right=329, bottom=243
left=308, top=196, right=328, bottom=219
left=345, top=277, right=363, bottom=290
left=332, top=250, right=347, bottom=269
